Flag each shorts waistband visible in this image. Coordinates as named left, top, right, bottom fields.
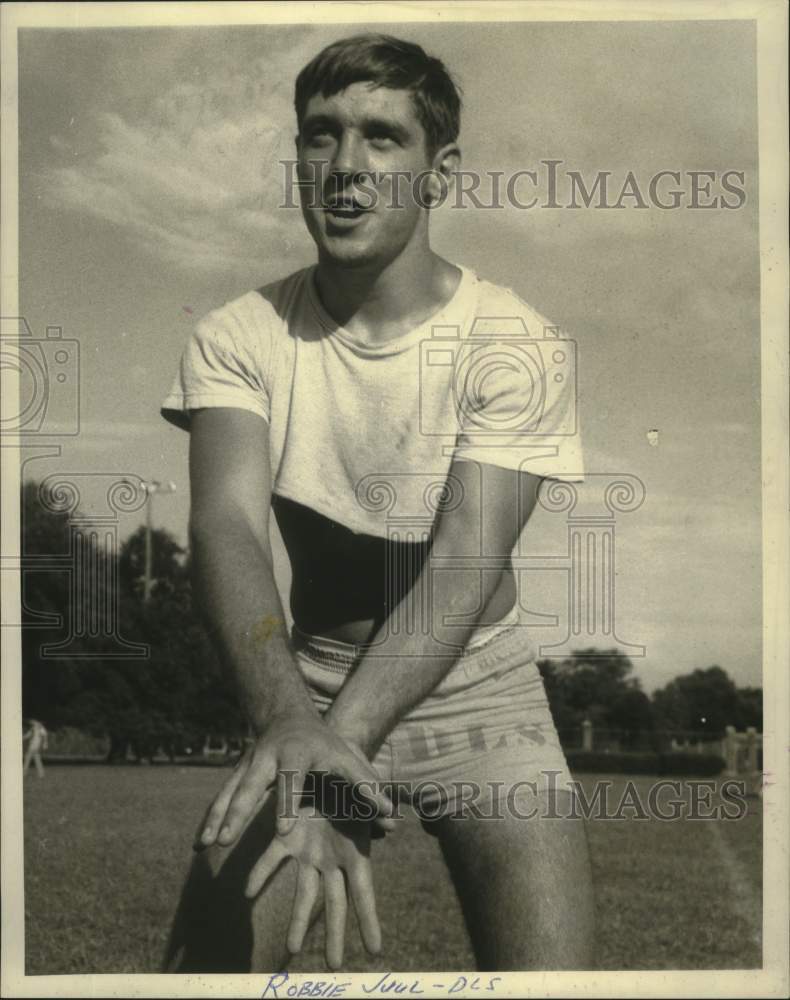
left=290, top=604, right=522, bottom=669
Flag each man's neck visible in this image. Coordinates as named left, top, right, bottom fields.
left=314, top=247, right=461, bottom=345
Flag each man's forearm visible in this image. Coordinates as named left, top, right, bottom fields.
left=326, top=566, right=504, bottom=757
left=190, top=513, right=317, bottom=735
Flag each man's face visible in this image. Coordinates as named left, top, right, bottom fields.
left=296, top=82, right=436, bottom=268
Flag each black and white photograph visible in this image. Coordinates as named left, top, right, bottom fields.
left=1, top=2, right=787, bottom=997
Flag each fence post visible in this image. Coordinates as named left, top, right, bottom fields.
left=723, top=725, right=738, bottom=776
left=745, top=727, right=758, bottom=772
left=744, top=727, right=761, bottom=795
left=582, top=718, right=593, bottom=752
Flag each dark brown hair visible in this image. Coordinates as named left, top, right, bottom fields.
left=295, top=33, right=462, bottom=154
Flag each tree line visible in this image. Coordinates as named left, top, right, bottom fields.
left=19, top=480, right=761, bottom=760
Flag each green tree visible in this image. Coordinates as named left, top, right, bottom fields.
left=607, top=686, right=655, bottom=748
left=652, top=666, right=740, bottom=737
left=734, top=686, right=762, bottom=730
left=537, top=648, right=653, bottom=741
left=20, top=478, right=246, bottom=760
left=118, top=524, right=187, bottom=601
left=20, top=479, right=73, bottom=727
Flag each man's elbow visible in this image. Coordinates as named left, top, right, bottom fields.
left=429, top=563, right=508, bottom=637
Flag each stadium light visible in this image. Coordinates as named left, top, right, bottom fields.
left=141, top=479, right=177, bottom=602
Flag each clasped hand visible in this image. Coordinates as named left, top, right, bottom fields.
left=196, top=714, right=395, bottom=968
left=247, top=789, right=382, bottom=968
left=198, top=713, right=393, bottom=846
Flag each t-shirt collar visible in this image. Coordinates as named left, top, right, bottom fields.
left=306, top=263, right=478, bottom=357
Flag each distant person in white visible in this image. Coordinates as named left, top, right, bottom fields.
left=23, top=719, right=48, bottom=778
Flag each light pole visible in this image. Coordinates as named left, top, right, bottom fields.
left=142, top=479, right=177, bottom=602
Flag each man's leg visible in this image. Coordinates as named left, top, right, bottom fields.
left=163, top=795, right=318, bottom=973
left=34, top=751, right=45, bottom=778
left=23, top=744, right=33, bottom=774
left=434, top=792, right=594, bottom=970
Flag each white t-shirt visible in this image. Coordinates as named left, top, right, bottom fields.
left=161, top=264, right=584, bottom=539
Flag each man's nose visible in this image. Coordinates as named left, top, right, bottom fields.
left=330, top=131, right=368, bottom=179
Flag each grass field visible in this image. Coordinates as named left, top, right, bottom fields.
left=22, top=766, right=762, bottom=974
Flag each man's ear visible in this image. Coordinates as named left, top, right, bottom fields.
left=423, top=143, right=461, bottom=207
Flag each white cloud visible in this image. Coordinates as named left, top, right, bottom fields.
left=43, top=56, right=312, bottom=273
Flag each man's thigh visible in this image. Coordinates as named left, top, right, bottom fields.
left=164, top=795, right=302, bottom=973
left=433, top=792, right=594, bottom=971
left=385, top=633, right=595, bottom=969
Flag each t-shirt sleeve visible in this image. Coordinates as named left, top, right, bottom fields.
left=160, top=298, right=271, bottom=431
left=452, top=321, right=584, bottom=482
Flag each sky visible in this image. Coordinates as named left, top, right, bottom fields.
left=16, top=18, right=762, bottom=692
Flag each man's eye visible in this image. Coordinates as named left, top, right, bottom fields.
left=369, top=133, right=397, bottom=148
left=306, top=130, right=333, bottom=147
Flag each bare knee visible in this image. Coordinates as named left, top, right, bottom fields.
left=164, top=799, right=300, bottom=973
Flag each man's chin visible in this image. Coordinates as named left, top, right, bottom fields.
left=317, top=237, right=381, bottom=269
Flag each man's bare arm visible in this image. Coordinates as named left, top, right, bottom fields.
left=327, top=459, right=542, bottom=758
left=188, top=407, right=393, bottom=846
left=188, top=407, right=315, bottom=731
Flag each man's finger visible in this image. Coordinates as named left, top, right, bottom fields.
left=219, top=755, right=277, bottom=846
left=374, top=814, right=398, bottom=833
left=287, top=864, right=321, bottom=954
left=196, top=758, right=248, bottom=849
left=245, top=839, right=290, bottom=898
left=347, top=861, right=382, bottom=955
left=276, top=763, right=308, bottom=837
left=332, top=757, right=394, bottom=819
left=323, top=869, right=348, bottom=971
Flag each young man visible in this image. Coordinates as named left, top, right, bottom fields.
left=161, top=34, right=593, bottom=973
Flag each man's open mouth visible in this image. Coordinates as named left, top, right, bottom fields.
left=324, top=199, right=369, bottom=220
